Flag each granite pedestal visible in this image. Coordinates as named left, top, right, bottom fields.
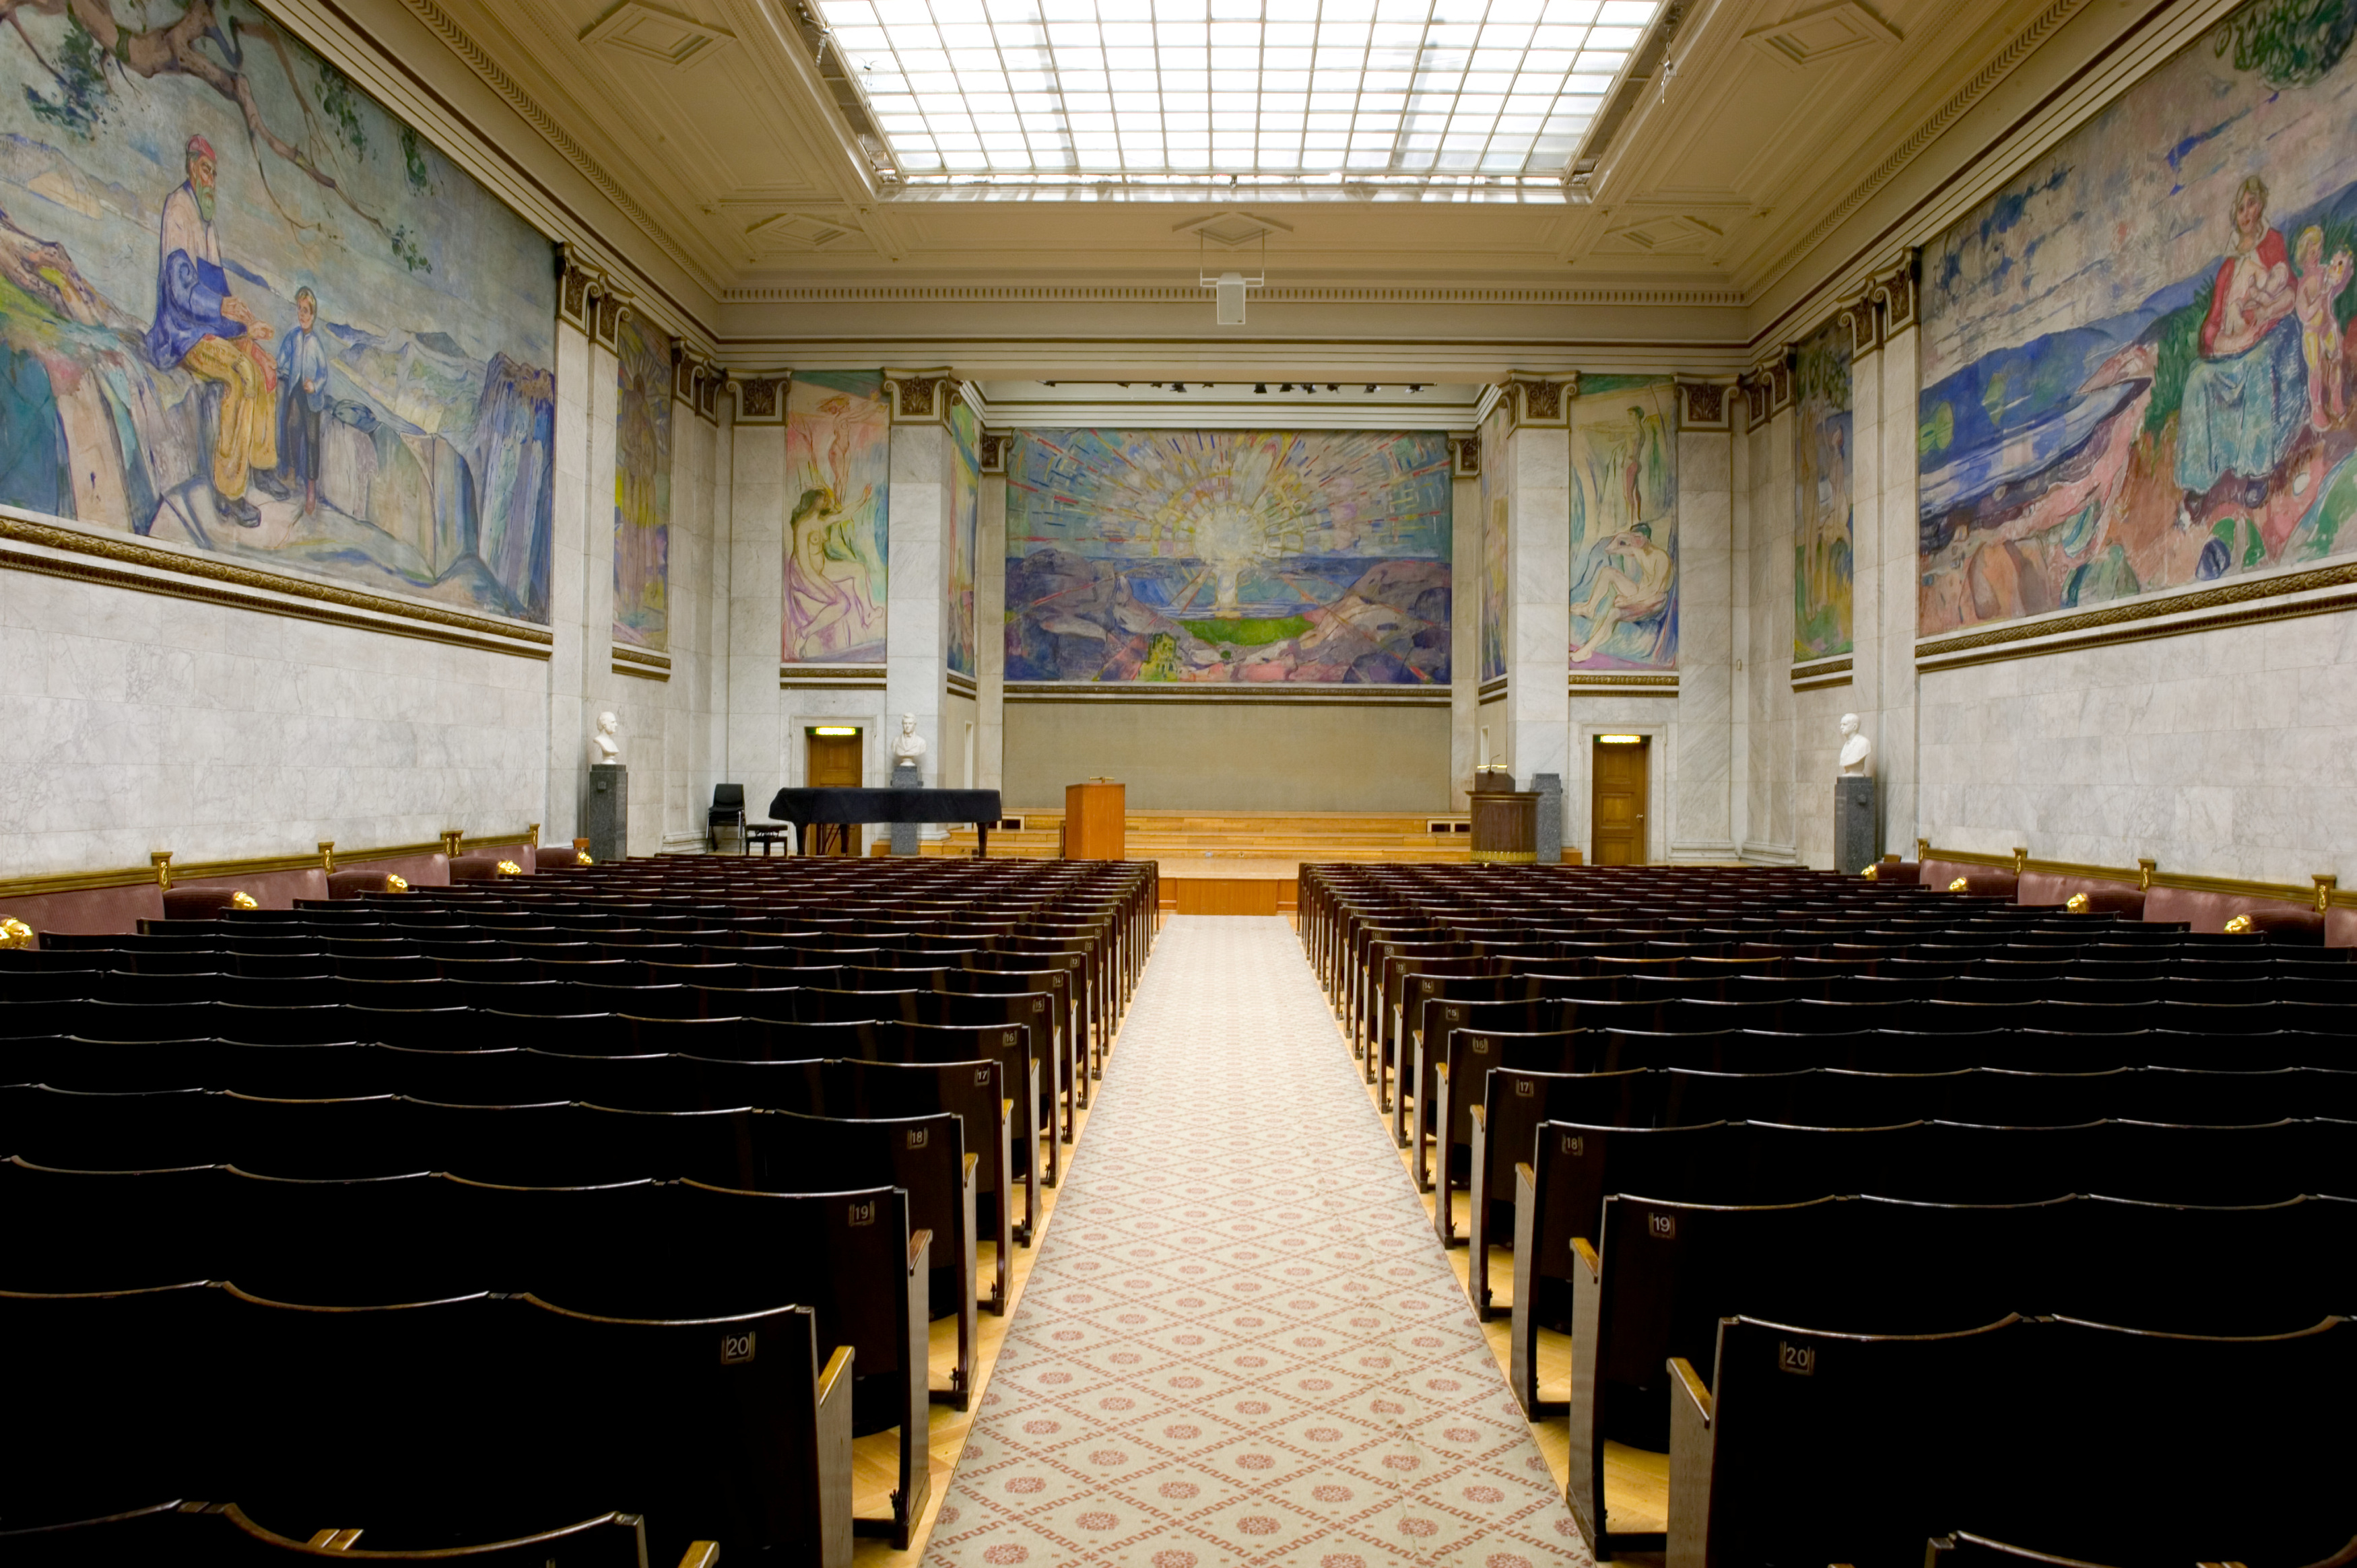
left=890, top=763, right=923, bottom=856
left=587, top=763, right=627, bottom=864
left=1834, top=776, right=1878, bottom=877
left=1530, top=772, right=1563, bottom=866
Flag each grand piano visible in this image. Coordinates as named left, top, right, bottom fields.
left=766, top=786, right=1005, bottom=857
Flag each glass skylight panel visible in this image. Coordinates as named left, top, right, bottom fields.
left=818, top=0, right=1656, bottom=191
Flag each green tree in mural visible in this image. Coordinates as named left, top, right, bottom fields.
left=2216, top=0, right=2357, bottom=88
left=1, top=0, right=430, bottom=271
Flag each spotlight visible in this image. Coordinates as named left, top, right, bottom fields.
left=1408, top=384, right=1424, bottom=393
left=1364, top=384, right=1378, bottom=393
left=1043, top=380, right=1057, bottom=386
left=1280, top=382, right=1293, bottom=392
left=1302, top=382, right=1315, bottom=394
left=1327, top=384, right=1339, bottom=392
left=1117, top=382, right=1130, bottom=388
left=1172, top=382, right=1187, bottom=393
left=1255, top=383, right=1267, bottom=393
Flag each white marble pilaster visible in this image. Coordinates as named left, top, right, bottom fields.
left=1729, top=406, right=1753, bottom=856
left=1450, top=471, right=1478, bottom=811
left=1672, top=421, right=1733, bottom=859
left=886, top=419, right=950, bottom=792
left=978, top=468, right=1007, bottom=793
left=1878, top=321, right=1922, bottom=857
left=1504, top=420, right=1570, bottom=818
left=545, top=317, right=592, bottom=849
left=1748, top=401, right=1799, bottom=861
left=727, top=396, right=786, bottom=798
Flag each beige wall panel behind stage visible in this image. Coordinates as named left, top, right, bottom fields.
left=1003, top=702, right=1450, bottom=813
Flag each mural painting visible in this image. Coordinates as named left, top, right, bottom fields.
left=948, top=395, right=979, bottom=678
left=1005, top=429, right=1452, bottom=684
left=611, top=312, right=670, bottom=650
left=1568, top=378, right=1678, bottom=670
left=1795, top=318, right=1855, bottom=658
left=0, top=0, right=558, bottom=619
left=783, top=370, right=888, bottom=663
left=1919, top=0, right=2357, bottom=632
left=1479, top=401, right=1507, bottom=682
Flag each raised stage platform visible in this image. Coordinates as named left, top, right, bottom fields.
left=927, top=810, right=1477, bottom=915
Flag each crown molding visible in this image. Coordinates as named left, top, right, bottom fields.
left=717, top=281, right=1749, bottom=307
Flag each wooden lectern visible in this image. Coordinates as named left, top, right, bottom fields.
left=1065, top=780, right=1125, bottom=860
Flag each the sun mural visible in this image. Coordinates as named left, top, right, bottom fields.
left=1920, top=0, right=2357, bottom=631
left=0, top=1, right=558, bottom=619
left=1005, top=429, right=1452, bottom=684
left=612, top=312, right=671, bottom=652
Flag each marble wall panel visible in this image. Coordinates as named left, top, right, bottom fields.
left=1674, top=429, right=1733, bottom=856
left=1916, top=610, right=2357, bottom=884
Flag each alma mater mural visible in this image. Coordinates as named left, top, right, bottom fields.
left=1920, top=0, right=2357, bottom=632
left=0, top=1, right=557, bottom=621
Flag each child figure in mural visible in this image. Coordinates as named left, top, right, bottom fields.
left=277, top=287, right=331, bottom=516
left=146, top=134, right=278, bottom=526
left=2294, top=226, right=2354, bottom=431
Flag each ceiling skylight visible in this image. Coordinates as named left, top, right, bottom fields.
left=813, top=0, right=1659, bottom=193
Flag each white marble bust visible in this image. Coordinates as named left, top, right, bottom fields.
left=592, top=710, right=620, bottom=765
left=1838, top=712, right=1871, bottom=778
left=890, top=712, right=927, bottom=768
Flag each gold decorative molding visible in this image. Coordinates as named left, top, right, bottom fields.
left=1477, top=675, right=1510, bottom=701
left=1500, top=373, right=1572, bottom=429
left=1919, top=844, right=2356, bottom=912
left=1003, top=682, right=1449, bottom=707
left=1791, top=654, right=1853, bottom=691
left=1673, top=382, right=1730, bottom=432
left=1871, top=252, right=1920, bottom=336
left=946, top=669, right=978, bottom=701
left=613, top=643, right=671, bottom=681
left=732, top=374, right=789, bottom=425
left=0, top=512, right=553, bottom=660
left=780, top=663, right=888, bottom=688
left=1570, top=673, right=1680, bottom=693
left=1739, top=353, right=1793, bottom=423
left=1916, top=562, right=2357, bottom=672
left=0, top=830, right=540, bottom=903
left=885, top=368, right=958, bottom=425
left=721, top=282, right=1748, bottom=307
left=1840, top=291, right=1882, bottom=357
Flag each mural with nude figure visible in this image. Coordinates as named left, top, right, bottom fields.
left=1919, top=0, right=2357, bottom=632
left=1568, top=377, right=1678, bottom=671
left=783, top=370, right=889, bottom=663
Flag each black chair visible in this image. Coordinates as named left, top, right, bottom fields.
left=708, top=784, right=748, bottom=853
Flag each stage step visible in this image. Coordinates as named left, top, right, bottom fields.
left=926, top=809, right=1475, bottom=864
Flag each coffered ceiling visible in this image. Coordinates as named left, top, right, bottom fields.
left=370, top=0, right=2181, bottom=367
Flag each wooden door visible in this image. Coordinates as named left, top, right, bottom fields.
left=1590, top=737, right=1649, bottom=866
left=805, top=730, right=863, bottom=855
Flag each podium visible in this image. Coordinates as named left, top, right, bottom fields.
left=1065, top=780, right=1125, bottom=860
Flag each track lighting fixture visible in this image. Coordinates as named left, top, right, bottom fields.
left=1364, top=384, right=1378, bottom=393
left=1327, top=384, right=1339, bottom=392
left=1255, top=383, right=1267, bottom=393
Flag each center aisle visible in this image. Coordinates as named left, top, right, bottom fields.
left=923, top=916, right=1589, bottom=1567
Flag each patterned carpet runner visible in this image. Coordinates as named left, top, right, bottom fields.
left=923, top=916, right=1590, bottom=1567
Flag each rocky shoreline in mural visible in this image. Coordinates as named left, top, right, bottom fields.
left=1006, top=547, right=1449, bottom=683
left=0, top=201, right=552, bottom=618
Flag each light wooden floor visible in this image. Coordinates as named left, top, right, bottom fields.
left=850, top=1094, right=1096, bottom=1564
left=852, top=926, right=1667, bottom=1564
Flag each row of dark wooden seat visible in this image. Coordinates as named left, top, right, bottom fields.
left=1, top=1500, right=665, bottom=1567
left=1, top=1178, right=915, bottom=1563
left=1, top=858, right=1157, bottom=1565
left=1300, top=864, right=2357, bottom=1567
left=1570, top=1190, right=2357, bottom=1559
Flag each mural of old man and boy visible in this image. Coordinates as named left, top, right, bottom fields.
left=1920, top=0, right=2357, bottom=632
left=0, top=0, right=557, bottom=621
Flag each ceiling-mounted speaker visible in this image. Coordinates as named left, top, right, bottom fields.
left=1214, top=270, right=1247, bottom=326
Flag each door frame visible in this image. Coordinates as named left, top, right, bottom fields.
left=801, top=724, right=868, bottom=856
left=1576, top=722, right=1666, bottom=865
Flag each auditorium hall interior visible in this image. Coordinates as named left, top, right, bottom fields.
left=7, top=0, right=2357, bottom=1563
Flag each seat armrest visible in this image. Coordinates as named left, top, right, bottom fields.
left=1570, top=1235, right=1599, bottom=1284
left=674, top=1543, right=721, bottom=1568
left=1668, top=1355, right=1711, bottom=1424
left=910, top=1228, right=933, bottom=1268
left=818, top=1344, right=855, bottom=1404
left=1467, top=1102, right=1485, bottom=1129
